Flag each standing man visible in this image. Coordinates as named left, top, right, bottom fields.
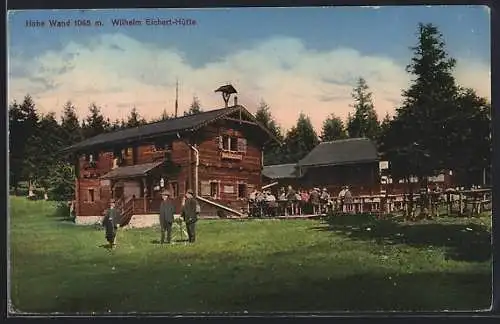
left=181, top=189, right=198, bottom=243
left=310, top=188, right=320, bottom=215
left=159, top=189, right=176, bottom=244
left=338, top=186, right=347, bottom=212
left=102, top=199, right=119, bottom=248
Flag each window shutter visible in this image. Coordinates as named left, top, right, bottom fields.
left=237, top=138, right=247, bottom=153
left=218, top=136, right=223, bottom=149
left=200, top=181, right=211, bottom=196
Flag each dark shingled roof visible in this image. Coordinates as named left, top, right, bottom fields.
left=262, top=163, right=300, bottom=179
left=61, top=105, right=278, bottom=153
left=298, top=138, right=379, bottom=167
left=100, top=161, right=164, bottom=180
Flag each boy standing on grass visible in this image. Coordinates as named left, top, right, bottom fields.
left=102, top=199, right=119, bottom=248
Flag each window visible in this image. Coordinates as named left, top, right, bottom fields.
left=170, top=182, right=179, bottom=198
left=85, top=152, right=98, bottom=162
left=153, top=143, right=164, bottom=152
left=220, top=135, right=246, bottom=153
left=210, top=181, right=219, bottom=198
left=238, top=183, right=247, bottom=199
left=229, top=137, right=238, bottom=151
left=132, top=147, right=138, bottom=164
left=200, top=181, right=211, bottom=196
left=237, top=138, right=247, bottom=153
left=88, top=189, right=95, bottom=202
left=221, top=135, right=230, bottom=150
left=152, top=143, right=162, bottom=152
left=153, top=141, right=172, bottom=152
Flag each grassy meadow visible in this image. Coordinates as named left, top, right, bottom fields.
left=9, top=196, right=492, bottom=314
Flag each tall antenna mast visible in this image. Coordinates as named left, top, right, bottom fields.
left=174, top=78, right=179, bottom=118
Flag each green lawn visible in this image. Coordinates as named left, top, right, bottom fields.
left=9, top=196, right=492, bottom=314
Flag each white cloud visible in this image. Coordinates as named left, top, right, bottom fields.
left=8, top=33, right=490, bottom=133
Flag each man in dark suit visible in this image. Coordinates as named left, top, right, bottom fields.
left=181, top=189, right=198, bottom=243
left=159, top=189, right=176, bottom=244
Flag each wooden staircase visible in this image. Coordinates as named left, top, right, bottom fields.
left=116, top=196, right=135, bottom=227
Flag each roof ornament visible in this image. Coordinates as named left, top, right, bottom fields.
left=214, top=84, right=238, bottom=108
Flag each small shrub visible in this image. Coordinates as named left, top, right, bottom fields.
left=53, top=202, right=71, bottom=219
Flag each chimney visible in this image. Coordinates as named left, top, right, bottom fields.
left=234, top=96, right=238, bottom=106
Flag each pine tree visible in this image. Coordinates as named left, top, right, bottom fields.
left=18, top=95, right=41, bottom=194
left=320, top=114, right=347, bottom=142
left=379, top=23, right=461, bottom=217
left=8, top=101, right=24, bottom=194
left=446, top=87, right=491, bottom=186
left=36, top=112, right=64, bottom=198
left=346, top=77, right=380, bottom=140
left=60, top=101, right=82, bottom=146
left=126, top=106, right=147, bottom=128
left=254, top=100, right=285, bottom=165
left=110, top=118, right=122, bottom=131
left=381, top=23, right=459, bottom=183
left=283, top=113, right=319, bottom=163
left=160, top=108, right=173, bottom=120
left=82, top=103, right=110, bottom=139
left=184, top=96, right=202, bottom=116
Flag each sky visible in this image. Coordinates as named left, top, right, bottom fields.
left=7, top=6, right=491, bottom=133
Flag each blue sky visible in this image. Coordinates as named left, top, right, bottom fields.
left=7, top=6, right=490, bottom=131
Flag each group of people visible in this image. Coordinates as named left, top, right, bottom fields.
left=248, top=185, right=354, bottom=217
left=101, top=189, right=200, bottom=249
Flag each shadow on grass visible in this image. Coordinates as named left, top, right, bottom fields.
left=150, top=239, right=190, bottom=244
left=218, top=271, right=491, bottom=312
left=314, top=214, right=491, bottom=262
left=14, top=262, right=491, bottom=313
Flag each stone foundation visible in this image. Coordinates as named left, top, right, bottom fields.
left=75, top=213, right=246, bottom=228
left=75, top=216, right=102, bottom=225
left=125, top=214, right=160, bottom=229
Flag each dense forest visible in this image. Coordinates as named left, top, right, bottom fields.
left=9, top=23, right=491, bottom=202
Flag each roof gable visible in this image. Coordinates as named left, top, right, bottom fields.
left=262, top=163, right=299, bottom=179
left=298, top=138, right=379, bottom=167
left=61, top=105, right=279, bottom=153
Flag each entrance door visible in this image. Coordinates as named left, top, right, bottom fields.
left=114, top=186, right=124, bottom=200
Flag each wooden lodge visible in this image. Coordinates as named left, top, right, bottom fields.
left=262, top=138, right=463, bottom=197
left=262, top=138, right=381, bottom=196
left=61, top=85, right=279, bottom=226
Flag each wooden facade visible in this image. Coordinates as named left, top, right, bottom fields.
left=299, top=162, right=380, bottom=195
left=63, top=103, right=278, bottom=223
left=262, top=162, right=380, bottom=196
left=261, top=138, right=382, bottom=196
